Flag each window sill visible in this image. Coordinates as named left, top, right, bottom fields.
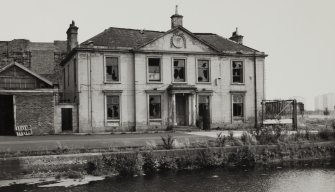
left=231, top=83, right=245, bottom=85
left=104, top=81, right=122, bottom=84
left=172, top=82, right=187, bottom=84
left=147, top=81, right=163, bottom=84
left=196, top=82, right=212, bottom=85
left=107, top=120, right=120, bottom=122
left=149, top=119, right=162, bottom=121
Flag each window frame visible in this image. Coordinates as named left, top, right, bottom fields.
left=104, top=55, right=121, bottom=84
left=196, top=58, right=211, bottom=84
left=104, top=91, right=122, bottom=127
left=231, top=93, right=245, bottom=122
left=148, top=94, right=163, bottom=120
left=231, top=59, right=245, bottom=84
left=171, top=57, right=187, bottom=83
left=146, top=56, right=163, bottom=84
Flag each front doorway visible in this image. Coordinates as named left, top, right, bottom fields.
left=61, top=108, right=73, bottom=131
left=0, top=95, right=15, bottom=135
left=176, top=94, right=188, bottom=126
left=198, top=95, right=210, bottom=130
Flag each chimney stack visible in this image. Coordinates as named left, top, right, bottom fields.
left=66, top=20, right=78, bottom=52
left=171, top=5, right=183, bottom=28
left=229, top=28, right=244, bottom=44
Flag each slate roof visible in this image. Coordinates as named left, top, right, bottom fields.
left=81, top=27, right=261, bottom=53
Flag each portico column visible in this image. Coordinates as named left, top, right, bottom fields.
left=192, top=93, right=197, bottom=126
left=172, top=93, right=177, bottom=126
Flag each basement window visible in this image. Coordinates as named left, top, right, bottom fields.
left=148, top=58, right=161, bottom=82
left=232, top=61, right=244, bottom=83
left=106, top=95, right=120, bottom=120
left=197, top=59, right=210, bottom=82
left=232, top=94, right=244, bottom=121
left=173, top=59, right=186, bottom=82
left=149, top=95, right=161, bottom=119
left=106, top=57, right=119, bottom=82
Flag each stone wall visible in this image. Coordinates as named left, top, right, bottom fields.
left=0, top=142, right=334, bottom=179
left=15, top=93, right=55, bottom=135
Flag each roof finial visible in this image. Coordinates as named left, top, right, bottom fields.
left=175, top=5, right=178, bottom=15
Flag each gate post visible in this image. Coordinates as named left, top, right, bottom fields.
left=292, top=100, right=298, bottom=130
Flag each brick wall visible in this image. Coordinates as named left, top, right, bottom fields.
left=15, top=93, right=55, bottom=135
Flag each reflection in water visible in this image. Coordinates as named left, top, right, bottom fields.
left=1, top=163, right=335, bottom=192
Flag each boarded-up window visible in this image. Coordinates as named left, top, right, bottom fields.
left=149, top=95, right=161, bottom=119
left=148, top=58, right=161, bottom=81
left=198, top=60, right=209, bottom=82
left=232, top=95, right=244, bottom=118
left=173, top=59, right=185, bottom=82
left=232, top=61, right=243, bottom=83
left=107, top=95, right=120, bottom=120
left=106, top=57, right=119, bottom=82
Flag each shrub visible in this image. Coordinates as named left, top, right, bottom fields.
left=142, top=153, right=158, bottom=174
left=196, top=150, right=222, bottom=168
left=318, top=128, right=333, bottom=140
left=255, top=126, right=279, bottom=145
left=216, top=133, right=227, bottom=147
left=161, top=135, right=175, bottom=149
left=158, top=156, right=177, bottom=171
left=175, top=156, right=195, bottom=170
left=114, top=153, right=143, bottom=176
left=85, top=161, right=97, bottom=175
left=227, top=147, right=256, bottom=168
left=241, top=132, right=257, bottom=145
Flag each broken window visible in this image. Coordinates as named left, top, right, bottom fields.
left=232, top=94, right=244, bottom=119
left=198, top=60, right=209, bottom=82
left=173, top=59, right=185, bottom=82
left=106, top=57, right=119, bottom=82
left=232, top=61, right=243, bottom=83
left=107, top=95, right=120, bottom=120
left=148, top=58, right=161, bottom=82
left=149, top=95, right=161, bottom=119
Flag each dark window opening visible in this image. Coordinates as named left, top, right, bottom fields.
left=232, top=61, right=243, bottom=83
left=173, top=59, right=185, bottom=82
left=148, top=58, right=161, bottom=81
left=106, top=57, right=119, bottom=81
left=232, top=95, right=244, bottom=118
left=149, top=95, right=161, bottom=119
left=107, top=96, right=120, bottom=120
left=198, top=60, right=209, bottom=82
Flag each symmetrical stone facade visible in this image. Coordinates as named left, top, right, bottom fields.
left=62, top=11, right=267, bottom=133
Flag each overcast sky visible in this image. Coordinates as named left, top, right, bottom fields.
left=1, top=0, right=334, bottom=110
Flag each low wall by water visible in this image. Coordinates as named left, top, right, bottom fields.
left=0, top=142, right=334, bottom=179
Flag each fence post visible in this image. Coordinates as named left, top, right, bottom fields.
left=292, top=100, right=298, bottom=130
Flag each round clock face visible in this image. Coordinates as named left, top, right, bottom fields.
left=172, top=34, right=184, bottom=48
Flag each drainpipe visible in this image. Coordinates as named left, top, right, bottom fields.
left=89, top=52, right=93, bottom=130
left=132, top=50, right=136, bottom=131
left=253, top=52, right=258, bottom=129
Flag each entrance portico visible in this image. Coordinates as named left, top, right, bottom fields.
left=168, top=84, right=197, bottom=127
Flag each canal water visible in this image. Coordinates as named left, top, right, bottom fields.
left=1, top=161, right=335, bottom=192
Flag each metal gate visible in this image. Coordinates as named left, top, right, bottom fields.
left=261, top=99, right=298, bottom=130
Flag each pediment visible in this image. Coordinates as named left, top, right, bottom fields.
left=138, top=27, right=218, bottom=53
left=0, top=62, right=53, bottom=89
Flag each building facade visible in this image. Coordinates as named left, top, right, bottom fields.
left=315, top=93, right=335, bottom=111
left=62, top=10, right=267, bottom=133
left=0, top=39, right=70, bottom=135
